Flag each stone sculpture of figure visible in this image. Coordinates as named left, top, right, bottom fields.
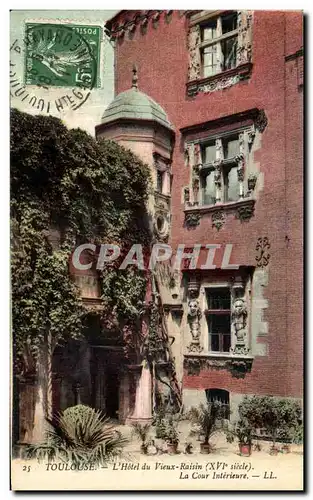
left=187, top=299, right=202, bottom=351
left=232, top=298, right=247, bottom=343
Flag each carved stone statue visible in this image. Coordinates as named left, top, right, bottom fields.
left=231, top=298, right=248, bottom=354
left=187, top=299, right=203, bottom=352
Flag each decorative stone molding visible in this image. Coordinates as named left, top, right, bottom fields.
left=255, top=237, right=271, bottom=268
left=187, top=299, right=203, bottom=353
left=107, top=10, right=180, bottom=41
left=184, top=198, right=255, bottom=227
left=254, top=109, right=268, bottom=133
left=237, top=11, right=253, bottom=65
left=246, top=172, right=258, bottom=197
left=184, top=211, right=201, bottom=228
left=152, top=11, right=161, bottom=29
left=184, top=355, right=253, bottom=379
left=236, top=199, right=255, bottom=221
left=187, top=24, right=201, bottom=82
left=211, top=209, right=226, bottom=231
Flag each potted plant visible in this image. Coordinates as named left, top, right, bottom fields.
left=164, top=416, right=179, bottom=454
left=131, top=422, right=151, bottom=454
left=226, top=420, right=253, bottom=457
left=188, top=402, right=226, bottom=454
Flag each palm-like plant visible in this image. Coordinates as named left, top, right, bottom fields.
left=131, top=423, right=151, bottom=453
left=26, top=404, right=128, bottom=467
left=188, top=402, right=226, bottom=452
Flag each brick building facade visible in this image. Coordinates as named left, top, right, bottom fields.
left=98, top=10, right=303, bottom=417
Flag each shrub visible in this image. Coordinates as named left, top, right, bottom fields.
left=26, top=405, right=128, bottom=467
left=238, top=396, right=302, bottom=447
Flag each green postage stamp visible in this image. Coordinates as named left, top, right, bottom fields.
left=24, top=23, right=101, bottom=89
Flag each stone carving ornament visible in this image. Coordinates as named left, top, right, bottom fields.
left=237, top=11, right=253, bottom=65
left=255, top=237, right=271, bottom=268
left=187, top=24, right=201, bottom=81
left=211, top=209, right=226, bottom=231
left=187, top=299, right=203, bottom=353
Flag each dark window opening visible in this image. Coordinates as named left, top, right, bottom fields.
left=222, top=13, right=238, bottom=34
left=221, top=37, right=237, bottom=71
left=206, top=288, right=231, bottom=353
left=156, top=171, right=163, bottom=193
left=206, top=388, right=230, bottom=419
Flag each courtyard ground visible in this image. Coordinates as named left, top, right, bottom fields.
left=11, top=422, right=304, bottom=491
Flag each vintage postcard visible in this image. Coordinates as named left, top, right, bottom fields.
left=10, top=9, right=304, bottom=491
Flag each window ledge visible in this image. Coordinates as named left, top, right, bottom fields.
left=184, top=197, right=255, bottom=229
left=184, top=352, right=254, bottom=378
left=187, top=62, right=253, bottom=97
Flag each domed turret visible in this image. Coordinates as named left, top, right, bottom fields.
left=97, top=65, right=174, bottom=133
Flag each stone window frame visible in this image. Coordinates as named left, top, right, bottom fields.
left=182, top=108, right=267, bottom=230
left=184, top=125, right=256, bottom=227
left=185, top=274, right=252, bottom=360
left=187, top=10, right=253, bottom=97
left=198, top=129, right=246, bottom=206
left=200, top=279, right=250, bottom=357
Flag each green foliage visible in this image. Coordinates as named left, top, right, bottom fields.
left=159, top=416, right=179, bottom=444
left=26, top=404, right=128, bottom=466
left=238, top=396, right=302, bottom=446
left=187, top=402, right=227, bottom=446
left=153, top=403, right=181, bottom=444
left=131, top=422, right=151, bottom=445
left=292, top=422, right=303, bottom=444
left=226, top=420, right=253, bottom=445
left=11, top=108, right=152, bottom=371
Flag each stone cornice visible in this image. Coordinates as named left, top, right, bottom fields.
left=184, top=198, right=256, bottom=229
left=184, top=353, right=254, bottom=378
left=105, top=10, right=179, bottom=39
left=180, top=107, right=265, bottom=136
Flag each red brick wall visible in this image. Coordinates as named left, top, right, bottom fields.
left=111, top=10, right=303, bottom=398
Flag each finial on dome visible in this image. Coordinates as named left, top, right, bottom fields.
left=132, top=64, right=138, bottom=90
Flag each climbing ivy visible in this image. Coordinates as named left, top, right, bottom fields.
left=11, top=108, right=152, bottom=373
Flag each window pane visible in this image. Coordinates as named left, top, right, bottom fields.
left=222, top=13, right=237, bottom=34
left=225, top=166, right=238, bottom=202
left=202, top=170, right=215, bottom=205
left=202, top=21, right=217, bottom=41
left=203, top=142, right=216, bottom=163
left=203, top=45, right=219, bottom=77
left=210, top=334, right=220, bottom=352
left=206, top=288, right=231, bottom=309
left=222, top=37, right=237, bottom=70
left=223, top=136, right=239, bottom=159
left=156, top=171, right=163, bottom=192
left=222, top=334, right=231, bottom=352
left=210, top=314, right=231, bottom=334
